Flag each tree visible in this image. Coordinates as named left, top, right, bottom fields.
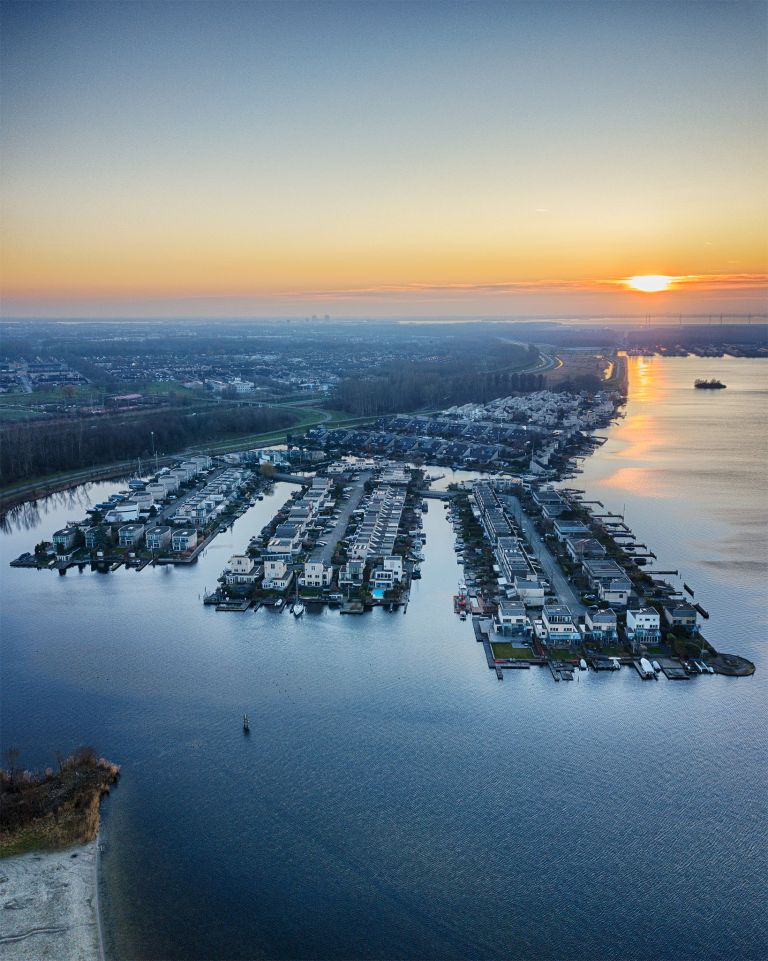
left=5, top=747, right=19, bottom=786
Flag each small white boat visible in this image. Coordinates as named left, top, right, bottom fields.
left=579, top=658, right=587, bottom=671
left=652, top=660, right=661, bottom=673
left=293, top=602, right=305, bottom=617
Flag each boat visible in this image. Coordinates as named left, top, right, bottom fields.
left=459, top=611, right=467, bottom=620
left=411, top=565, right=421, bottom=579
left=293, top=601, right=305, bottom=617
left=694, top=379, right=726, bottom=389
left=652, top=660, right=662, bottom=673
left=242, top=713, right=250, bottom=733
left=579, top=658, right=587, bottom=671
left=638, top=657, right=656, bottom=679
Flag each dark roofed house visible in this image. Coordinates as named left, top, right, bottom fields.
left=663, top=602, right=699, bottom=635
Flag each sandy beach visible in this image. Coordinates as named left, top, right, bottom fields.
left=0, top=839, right=102, bottom=961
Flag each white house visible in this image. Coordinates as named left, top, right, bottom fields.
left=541, top=604, right=581, bottom=647
left=371, top=555, right=404, bottom=589
left=262, top=555, right=292, bottom=591
left=597, top=576, right=632, bottom=607
left=225, top=554, right=259, bottom=586
left=145, top=483, right=167, bottom=502
left=132, top=491, right=154, bottom=511
left=514, top=576, right=545, bottom=607
left=303, top=559, right=333, bottom=588
left=159, top=475, right=180, bottom=493
left=627, top=608, right=662, bottom=647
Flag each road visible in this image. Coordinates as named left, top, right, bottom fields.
left=313, top=472, right=370, bottom=566
left=505, top=495, right=586, bottom=616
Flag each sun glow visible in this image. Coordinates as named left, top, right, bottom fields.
left=626, top=275, right=672, bottom=293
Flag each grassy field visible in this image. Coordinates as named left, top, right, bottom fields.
left=0, top=406, right=51, bottom=421
left=491, top=643, right=535, bottom=659
left=0, top=385, right=97, bottom=407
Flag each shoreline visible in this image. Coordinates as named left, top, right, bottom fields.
left=95, top=831, right=106, bottom=961
left=0, top=838, right=103, bottom=961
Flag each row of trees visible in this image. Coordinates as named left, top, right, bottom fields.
left=0, top=405, right=298, bottom=487
left=331, top=357, right=546, bottom=416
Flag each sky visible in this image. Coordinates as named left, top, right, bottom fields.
left=1, top=0, right=766, bottom=319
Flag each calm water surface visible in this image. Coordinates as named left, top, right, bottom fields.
left=1, top=357, right=766, bottom=961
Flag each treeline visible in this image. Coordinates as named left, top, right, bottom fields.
left=332, top=357, right=545, bottom=416
left=0, top=405, right=297, bottom=486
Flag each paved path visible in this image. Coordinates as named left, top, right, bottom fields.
left=313, top=472, right=370, bottom=566
left=505, top=495, right=586, bottom=616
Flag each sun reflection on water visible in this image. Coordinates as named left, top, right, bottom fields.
left=600, top=357, right=669, bottom=496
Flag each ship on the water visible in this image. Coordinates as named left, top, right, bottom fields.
left=694, top=379, right=727, bottom=389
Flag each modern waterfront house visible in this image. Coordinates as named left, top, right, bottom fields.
left=145, top=526, right=172, bottom=551
left=514, top=576, right=545, bottom=607
left=494, top=599, right=532, bottom=637
left=541, top=604, right=581, bottom=647
left=582, top=608, right=618, bottom=644
left=626, top=608, right=662, bottom=650
left=262, top=555, right=292, bottom=591
left=662, top=602, right=699, bottom=635
left=118, top=524, right=145, bottom=547
left=52, top=527, right=78, bottom=558
left=171, top=529, right=198, bottom=553
left=225, top=554, right=259, bottom=586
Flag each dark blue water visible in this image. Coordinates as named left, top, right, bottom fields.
left=1, top=358, right=766, bottom=961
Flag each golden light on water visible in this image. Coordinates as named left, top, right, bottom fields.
left=625, top=275, right=673, bottom=293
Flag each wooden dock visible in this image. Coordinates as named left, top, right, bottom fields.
left=657, top=658, right=690, bottom=680
left=215, top=599, right=252, bottom=612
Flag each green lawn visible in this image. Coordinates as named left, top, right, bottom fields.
left=491, top=643, right=534, bottom=659
left=547, top=647, right=579, bottom=661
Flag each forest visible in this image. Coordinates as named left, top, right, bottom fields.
left=0, top=405, right=297, bottom=487
left=331, top=351, right=545, bottom=416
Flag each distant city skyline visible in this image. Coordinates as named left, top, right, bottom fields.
left=1, top=0, right=766, bottom=318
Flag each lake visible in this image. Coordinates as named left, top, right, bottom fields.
left=1, top=356, right=766, bottom=961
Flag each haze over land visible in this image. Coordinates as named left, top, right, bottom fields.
left=1, top=0, right=766, bottom=319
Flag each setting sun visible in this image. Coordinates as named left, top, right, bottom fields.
left=626, top=275, right=672, bottom=293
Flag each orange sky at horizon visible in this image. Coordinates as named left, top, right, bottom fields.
left=2, top=1, right=765, bottom=318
